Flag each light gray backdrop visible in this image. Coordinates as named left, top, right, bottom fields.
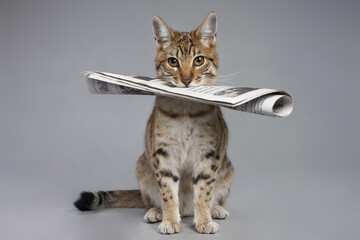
left=1, top=0, right=359, bottom=239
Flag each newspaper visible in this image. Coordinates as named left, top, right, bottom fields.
left=85, top=71, right=294, bottom=117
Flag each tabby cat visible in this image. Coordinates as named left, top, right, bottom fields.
left=74, top=12, right=234, bottom=234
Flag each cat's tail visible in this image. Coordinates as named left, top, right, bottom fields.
left=74, top=190, right=146, bottom=211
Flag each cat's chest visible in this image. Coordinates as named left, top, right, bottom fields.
left=160, top=116, right=214, bottom=165
left=166, top=117, right=202, bottom=142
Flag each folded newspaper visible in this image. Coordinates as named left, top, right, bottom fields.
left=85, top=71, right=294, bottom=117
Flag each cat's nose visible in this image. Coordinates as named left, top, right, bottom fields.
left=181, top=79, right=192, bottom=87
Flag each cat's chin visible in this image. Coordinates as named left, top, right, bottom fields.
left=164, top=78, right=216, bottom=88
left=168, top=81, right=193, bottom=88
left=170, top=82, right=206, bottom=88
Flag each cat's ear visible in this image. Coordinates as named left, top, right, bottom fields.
left=196, top=12, right=217, bottom=43
left=152, top=16, right=174, bottom=46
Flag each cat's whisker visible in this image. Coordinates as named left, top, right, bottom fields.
left=214, top=78, right=236, bottom=84
left=215, top=77, right=234, bottom=81
left=217, top=71, right=243, bottom=78
left=215, top=81, right=233, bottom=85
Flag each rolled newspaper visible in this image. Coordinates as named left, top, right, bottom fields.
left=85, top=71, right=293, bottom=117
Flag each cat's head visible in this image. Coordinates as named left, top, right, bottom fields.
left=152, top=12, right=218, bottom=88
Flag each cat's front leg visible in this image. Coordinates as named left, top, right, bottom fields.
left=193, top=151, right=220, bottom=234
left=152, top=148, right=181, bottom=234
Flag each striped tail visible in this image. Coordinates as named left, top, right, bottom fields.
left=74, top=190, right=146, bottom=211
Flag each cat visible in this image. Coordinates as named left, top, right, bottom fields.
left=74, top=12, right=234, bottom=235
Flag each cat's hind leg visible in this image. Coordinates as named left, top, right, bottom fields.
left=211, top=205, right=229, bottom=219
left=144, top=207, right=162, bottom=223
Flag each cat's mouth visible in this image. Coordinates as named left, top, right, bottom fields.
left=159, top=78, right=197, bottom=88
left=160, top=76, right=215, bottom=88
left=173, top=81, right=199, bottom=88
left=161, top=81, right=180, bottom=88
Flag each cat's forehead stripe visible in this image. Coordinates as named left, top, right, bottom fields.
left=177, top=46, right=183, bottom=55
left=173, top=37, right=196, bottom=58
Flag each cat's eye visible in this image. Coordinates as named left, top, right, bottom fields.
left=193, top=56, right=204, bottom=66
left=168, top=57, right=179, bottom=67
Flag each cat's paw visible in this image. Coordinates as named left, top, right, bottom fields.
left=157, top=221, right=180, bottom=234
left=195, top=221, right=219, bottom=234
left=144, top=207, right=162, bottom=223
left=211, top=205, right=229, bottom=219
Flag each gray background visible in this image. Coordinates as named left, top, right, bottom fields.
left=1, top=0, right=359, bottom=239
